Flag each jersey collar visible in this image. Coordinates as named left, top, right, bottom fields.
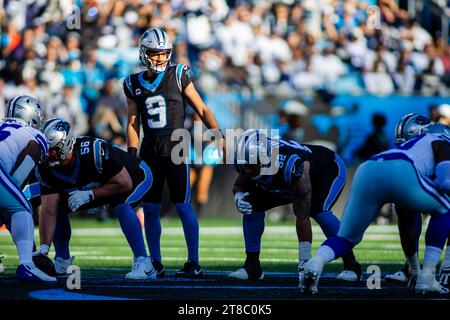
left=138, top=70, right=165, bottom=93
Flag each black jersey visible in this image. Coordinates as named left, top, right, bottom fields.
left=244, top=138, right=336, bottom=197
left=123, top=63, right=194, bottom=138
left=36, top=136, right=142, bottom=196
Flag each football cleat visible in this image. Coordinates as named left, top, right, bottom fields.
left=0, top=253, right=4, bottom=274
left=54, top=256, right=75, bottom=275
left=151, top=259, right=166, bottom=278
left=298, top=260, right=308, bottom=284
left=175, top=260, right=203, bottom=278
left=16, top=262, right=57, bottom=282
left=438, top=265, right=450, bottom=289
left=415, top=269, right=449, bottom=294
left=228, top=267, right=264, bottom=280
left=33, top=254, right=56, bottom=276
left=385, top=262, right=409, bottom=283
left=299, top=258, right=324, bottom=294
left=125, top=256, right=156, bottom=280
left=336, top=261, right=362, bottom=282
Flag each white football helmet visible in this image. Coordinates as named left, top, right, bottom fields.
left=6, top=95, right=44, bottom=129
left=234, top=129, right=272, bottom=176
left=394, top=113, right=431, bottom=145
left=139, top=28, right=173, bottom=73
left=41, top=118, right=75, bottom=167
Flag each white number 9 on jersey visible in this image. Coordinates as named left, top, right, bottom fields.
left=145, top=95, right=167, bottom=129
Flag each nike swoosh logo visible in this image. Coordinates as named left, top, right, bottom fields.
left=194, top=269, right=202, bottom=275
left=145, top=270, right=153, bottom=276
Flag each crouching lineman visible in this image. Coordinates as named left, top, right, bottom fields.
left=228, top=130, right=361, bottom=281
left=34, top=118, right=156, bottom=280
left=300, top=114, right=450, bottom=294
left=385, top=116, right=450, bottom=289
left=0, top=95, right=56, bottom=282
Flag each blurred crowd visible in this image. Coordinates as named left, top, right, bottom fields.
left=1, top=0, right=450, bottom=139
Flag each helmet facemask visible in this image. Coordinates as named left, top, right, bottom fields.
left=138, top=28, right=173, bottom=74
left=235, top=130, right=273, bottom=177
left=139, top=47, right=173, bottom=73
left=41, top=118, right=75, bottom=167
left=45, top=137, right=75, bottom=167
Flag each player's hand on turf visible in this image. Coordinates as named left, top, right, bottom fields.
left=68, top=190, right=94, bottom=212
left=33, top=244, right=50, bottom=256
left=234, top=192, right=252, bottom=214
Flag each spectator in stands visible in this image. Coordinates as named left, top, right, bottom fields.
left=355, top=113, right=389, bottom=161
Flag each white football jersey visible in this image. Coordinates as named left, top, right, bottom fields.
left=378, top=133, right=450, bottom=178
left=0, top=119, right=48, bottom=174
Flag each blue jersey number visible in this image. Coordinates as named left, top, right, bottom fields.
left=0, top=123, right=22, bottom=142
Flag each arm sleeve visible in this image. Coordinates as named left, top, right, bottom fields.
left=179, top=64, right=194, bottom=92
left=284, top=155, right=304, bottom=186
left=99, top=141, right=125, bottom=181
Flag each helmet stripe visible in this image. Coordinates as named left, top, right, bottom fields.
left=8, top=96, right=20, bottom=118
left=152, top=28, right=161, bottom=42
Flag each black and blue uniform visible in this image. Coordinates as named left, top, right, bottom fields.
left=235, top=139, right=347, bottom=217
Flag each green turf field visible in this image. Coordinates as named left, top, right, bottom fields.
left=0, top=217, right=424, bottom=275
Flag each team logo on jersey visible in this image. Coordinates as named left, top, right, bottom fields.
left=135, top=88, right=142, bottom=96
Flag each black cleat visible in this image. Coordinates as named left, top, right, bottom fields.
left=151, top=259, right=165, bottom=278
left=175, top=260, right=203, bottom=278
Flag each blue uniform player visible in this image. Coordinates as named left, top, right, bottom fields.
left=34, top=118, right=156, bottom=280
left=229, top=130, right=361, bottom=281
left=301, top=115, right=450, bottom=294
left=0, top=95, right=55, bottom=282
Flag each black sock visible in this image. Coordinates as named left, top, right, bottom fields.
left=342, top=251, right=357, bottom=268
left=245, top=251, right=260, bottom=266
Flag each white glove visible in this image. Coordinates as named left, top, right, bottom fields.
left=33, top=244, right=50, bottom=256
left=234, top=192, right=253, bottom=215
left=68, top=190, right=94, bottom=212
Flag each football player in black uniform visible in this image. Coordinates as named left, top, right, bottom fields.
left=124, top=28, right=224, bottom=278
left=228, top=130, right=361, bottom=281
left=34, top=118, right=156, bottom=279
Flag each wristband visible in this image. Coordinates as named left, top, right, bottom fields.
left=128, top=147, right=138, bottom=156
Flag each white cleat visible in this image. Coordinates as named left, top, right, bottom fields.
left=336, top=270, right=358, bottom=282
left=299, top=258, right=323, bottom=294
left=125, top=256, right=156, bottom=280
left=415, top=269, right=449, bottom=294
left=55, top=256, right=75, bottom=275
left=16, top=262, right=57, bottom=282
left=228, top=268, right=264, bottom=280
left=385, top=270, right=408, bottom=282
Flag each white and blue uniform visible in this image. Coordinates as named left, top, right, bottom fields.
left=0, top=119, right=48, bottom=216
left=338, top=133, right=450, bottom=244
